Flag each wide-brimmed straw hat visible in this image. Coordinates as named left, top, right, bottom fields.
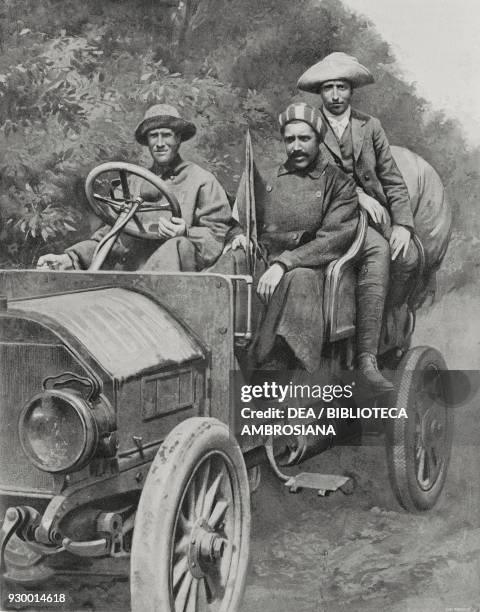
left=134, top=104, right=196, bottom=145
left=297, top=52, right=374, bottom=92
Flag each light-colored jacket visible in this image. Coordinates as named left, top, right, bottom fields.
left=67, top=157, right=232, bottom=270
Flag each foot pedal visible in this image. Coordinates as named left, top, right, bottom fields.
left=285, top=473, right=353, bottom=496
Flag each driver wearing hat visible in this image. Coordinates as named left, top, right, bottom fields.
left=37, top=104, right=232, bottom=272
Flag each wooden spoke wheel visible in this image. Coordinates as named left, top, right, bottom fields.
left=131, top=418, right=250, bottom=612
left=386, top=346, right=454, bottom=511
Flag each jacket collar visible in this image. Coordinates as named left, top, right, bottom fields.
left=277, top=154, right=328, bottom=179
left=150, top=154, right=188, bottom=179
left=350, top=107, right=370, bottom=122
left=350, top=107, right=368, bottom=161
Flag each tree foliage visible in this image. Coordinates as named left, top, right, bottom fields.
left=0, top=0, right=478, bottom=288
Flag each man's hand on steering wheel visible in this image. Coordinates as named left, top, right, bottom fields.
left=85, top=162, right=182, bottom=241
left=157, top=216, right=187, bottom=239
left=84, top=162, right=184, bottom=270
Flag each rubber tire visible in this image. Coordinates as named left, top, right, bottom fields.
left=386, top=346, right=453, bottom=512
left=130, top=417, right=250, bottom=612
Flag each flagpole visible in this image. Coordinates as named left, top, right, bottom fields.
left=245, top=129, right=253, bottom=274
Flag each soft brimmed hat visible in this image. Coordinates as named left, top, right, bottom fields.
left=278, top=102, right=323, bottom=135
left=297, top=52, right=374, bottom=92
left=134, top=104, right=196, bottom=145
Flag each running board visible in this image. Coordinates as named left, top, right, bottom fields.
left=285, top=472, right=353, bottom=496
left=264, top=436, right=354, bottom=496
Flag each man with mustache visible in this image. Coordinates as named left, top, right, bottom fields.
left=37, top=104, right=232, bottom=272
left=236, top=102, right=394, bottom=392
left=243, top=102, right=359, bottom=376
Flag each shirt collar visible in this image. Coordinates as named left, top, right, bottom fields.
left=278, top=154, right=327, bottom=179
left=323, top=106, right=351, bottom=128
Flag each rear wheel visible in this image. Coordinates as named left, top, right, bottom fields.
left=386, top=346, right=453, bottom=511
left=131, top=417, right=250, bottom=612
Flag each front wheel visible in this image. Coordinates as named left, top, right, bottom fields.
left=386, top=346, right=454, bottom=512
left=131, top=417, right=250, bottom=612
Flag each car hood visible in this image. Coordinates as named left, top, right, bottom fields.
left=12, top=287, right=205, bottom=380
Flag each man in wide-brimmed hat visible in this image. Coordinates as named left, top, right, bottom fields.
left=298, top=53, right=417, bottom=281
left=297, top=52, right=419, bottom=381
left=38, top=104, right=232, bottom=272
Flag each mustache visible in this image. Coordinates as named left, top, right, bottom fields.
left=289, top=152, right=307, bottom=160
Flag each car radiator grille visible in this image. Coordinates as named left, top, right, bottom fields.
left=0, top=342, right=69, bottom=496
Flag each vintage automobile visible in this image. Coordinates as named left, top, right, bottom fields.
left=0, top=143, right=453, bottom=612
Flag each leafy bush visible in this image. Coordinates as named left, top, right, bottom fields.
left=3, top=182, right=79, bottom=266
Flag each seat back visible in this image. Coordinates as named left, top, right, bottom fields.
left=323, top=210, right=367, bottom=342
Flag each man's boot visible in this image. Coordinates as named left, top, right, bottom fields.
left=357, top=352, right=394, bottom=394
left=356, top=294, right=394, bottom=394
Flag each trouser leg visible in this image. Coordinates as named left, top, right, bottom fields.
left=140, top=237, right=198, bottom=272
left=356, top=226, right=389, bottom=355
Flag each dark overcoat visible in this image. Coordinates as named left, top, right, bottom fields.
left=250, top=155, right=359, bottom=372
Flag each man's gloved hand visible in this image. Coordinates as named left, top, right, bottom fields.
left=157, top=216, right=186, bottom=239
left=36, top=253, right=74, bottom=270
left=356, top=188, right=388, bottom=225
left=231, top=234, right=247, bottom=251
left=223, top=234, right=254, bottom=255
left=256, top=263, right=285, bottom=302
left=390, top=224, right=411, bottom=260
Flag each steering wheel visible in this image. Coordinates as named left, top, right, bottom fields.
left=84, top=162, right=181, bottom=240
